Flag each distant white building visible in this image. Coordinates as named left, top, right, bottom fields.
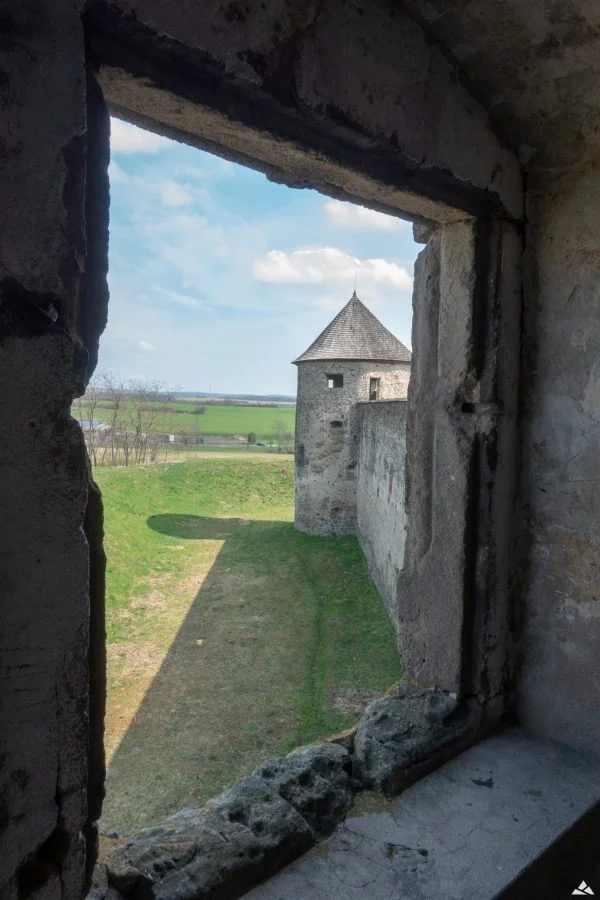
left=78, top=419, right=111, bottom=433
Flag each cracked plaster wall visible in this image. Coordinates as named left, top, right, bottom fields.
left=0, top=0, right=523, bottom=896
left=402, top=0, right=600, bottom=175
left=518, top=165, right=600, bottom=758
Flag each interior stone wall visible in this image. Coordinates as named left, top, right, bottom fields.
left=356, top=400, right=408, bottom=623
left=91, top=0, right=521, bottom=225
left=0, top=4, right=110, bottom=899
left=0, top=0, right=522, bottom=896
left=518, top=165, right=600, bottom=759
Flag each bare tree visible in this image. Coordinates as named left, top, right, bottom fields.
left=128, top=379, right=149, bottom=464
left=99, top=372, right=127, bottom=466
left=272, top=410, right=294, bottom=454
left=74, top=378, right=102, bottom=466
left=126, top=379, right=176, bottom=465
left=78, top=372, right=178, bottom=467
left=192, top=404, right=206, bottom=445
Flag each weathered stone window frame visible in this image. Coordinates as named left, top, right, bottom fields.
left=81, top=0, right=522, bottom=880
left=326, top=373, right=344, bottom=389
left=369, top=377, right=380, bottom=401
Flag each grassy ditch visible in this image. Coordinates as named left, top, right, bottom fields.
left=97, top=456, right=402, bottom=832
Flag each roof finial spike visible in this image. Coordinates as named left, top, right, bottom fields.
left=352, top=270, right=358, bottom=299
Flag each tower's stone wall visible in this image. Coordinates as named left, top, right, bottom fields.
left=294, top=360, right=410, bottom=534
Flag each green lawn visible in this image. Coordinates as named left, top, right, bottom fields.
left=96, top=457, right=402, bottom=833
left=93, top=400, right=295, bottom=441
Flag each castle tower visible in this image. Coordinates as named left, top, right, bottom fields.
left=293, top=291, right=412, bottom=534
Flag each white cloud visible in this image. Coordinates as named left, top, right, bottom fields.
left=170, top=159, right=236, bottom=184
left=101, top=124, right=418, bottom=390
left=312, top=294, right=353, bottom=311
left=108, top=161, right=127, bottom=183
left=324, top=199, right=405, bottom=231
left=111, top=119, right=169, bottom=153
left=253, top=247, right=412, bottom=291
left=149, top=212, right=211, bottom=234
left=159, top=180, right=192, bottom=207
left=158, top=288, right=205, bottom=310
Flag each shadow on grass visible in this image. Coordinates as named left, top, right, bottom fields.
left=147, top=512, right=235, bottom=539
left=102, top=513, right=401, bottom=833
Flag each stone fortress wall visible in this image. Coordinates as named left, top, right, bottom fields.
left=356, top=400, right=408, bottom=622
left=295, top=360, right=409, bottom=625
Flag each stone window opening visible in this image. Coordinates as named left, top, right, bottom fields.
left=79, top=76, right=517, bottom=892
left=86, top=113, right=418, bottom=873
left=1, top=10, right=520, bottom=894
left=96, top=134, right=410, bottom=842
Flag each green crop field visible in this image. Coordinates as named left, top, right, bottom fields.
left=97, top=456, right=402, bottom=833
left=92, top=399, right=296, bottom=441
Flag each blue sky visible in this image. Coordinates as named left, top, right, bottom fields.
left=102, top=118, right=419, bottom=395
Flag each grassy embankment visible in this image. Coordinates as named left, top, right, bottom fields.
left=94, top=400, right=296, bottom=442
left=98, top=456, right=402, bottom=833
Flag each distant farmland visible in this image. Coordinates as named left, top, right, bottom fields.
left=93, top=399, right=296, bottom=442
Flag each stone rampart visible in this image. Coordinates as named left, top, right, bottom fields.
left=356, top=401, right=408, bottom=623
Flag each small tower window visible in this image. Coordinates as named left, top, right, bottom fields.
left=369, top=377, right=380, bottom=401
left=327, top=374, right=343, bottom=389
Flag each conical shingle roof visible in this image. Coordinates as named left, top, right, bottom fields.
left=293, top=292, right=411, bottom=364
